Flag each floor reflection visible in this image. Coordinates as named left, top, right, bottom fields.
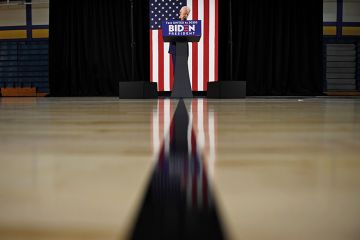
left=130, top=99, right=225, bottom=240
left=151, top=99, right=217, bottom=178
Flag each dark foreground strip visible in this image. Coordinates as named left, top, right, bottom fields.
left=129, top=100, right=225, bottom=240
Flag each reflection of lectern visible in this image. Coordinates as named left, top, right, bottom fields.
left=162, top=20, right=202, bottom=98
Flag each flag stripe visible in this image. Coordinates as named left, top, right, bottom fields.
left=203, top=0, right=209, bottom=90
left=209, top=0, right=215, bottom=82
left=152, top=31, right=159, bottom=85
left=187, top=0, right=193, bottom=90
left=150, top=30, right=153, bottom=82
left=215, top=0, right=218, bottom=81
left=158, top=30, right=164, bottom=91
left=164, top=43, right=170, bottom=91
left=192, top=0, right=198, bottom=91
left=197, top=1, right=204, bottom=91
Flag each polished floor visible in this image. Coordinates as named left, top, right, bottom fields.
left=0, top=97, right=360, bottom=240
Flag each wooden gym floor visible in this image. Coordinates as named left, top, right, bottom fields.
left=0, top=97, right=359, bottom=240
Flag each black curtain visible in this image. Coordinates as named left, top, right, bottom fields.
left=219, top=0, right=323, bottom=96
left=49, top=0, right=149, bottom=96
left=50, top=0, right=322, bottom=96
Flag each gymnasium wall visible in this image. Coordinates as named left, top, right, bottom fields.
left=0, top=2, right=49, bottom=38
left=323, top=0, right=360, bottom=37
left=0, top=1, right=359, bottom=95
left=323, top=0, right=360, bottom=92
left=0, top=2, right=49, bottom=94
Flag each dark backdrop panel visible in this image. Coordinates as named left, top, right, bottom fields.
left=219, top=0, right=323, bottom=96
left=49, top=0, right=149, bottom=96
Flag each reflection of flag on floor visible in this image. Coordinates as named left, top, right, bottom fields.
left=149, top=0, right=219, bottom=92
left=151, top=99, right=217, bottom=208
left=151, top=99, right=217, bottom=178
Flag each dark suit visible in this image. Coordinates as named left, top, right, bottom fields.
left=169, top=42, right=177, bottom=72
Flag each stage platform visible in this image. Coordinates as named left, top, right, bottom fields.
left=0, top=97, right=360, bottom=240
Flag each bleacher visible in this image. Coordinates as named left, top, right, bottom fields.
left=0, top=40, right=49, bottom=95
left=325, top=43, right=357, bottom=91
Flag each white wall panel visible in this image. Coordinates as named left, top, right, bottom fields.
left=0, top=7, right=26, bottom=26
left=323, top=0, right=337, bottom=22
left=32, top=5, right=49, bottom=25
left=343, top=1, right=360, bottom=22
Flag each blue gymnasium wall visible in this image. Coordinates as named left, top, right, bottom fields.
left=323, top=0, right=360, bottom=91
left=0, top=2, right=49, bottom=93
left=1, top=1, right=360, bottom=94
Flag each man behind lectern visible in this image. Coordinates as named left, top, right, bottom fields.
left=168, top=6, right=191, bottom=74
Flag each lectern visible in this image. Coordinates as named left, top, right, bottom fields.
left=162, top=20, right=202, bottom=98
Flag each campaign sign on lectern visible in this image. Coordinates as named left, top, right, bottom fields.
left=162, top=20, right=202, bottom=42
left=162, top=20, right=202, bottom=98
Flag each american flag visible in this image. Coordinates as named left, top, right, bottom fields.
left=150, top=0, right=219, bottom=92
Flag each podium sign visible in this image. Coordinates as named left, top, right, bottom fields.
left=162, top=20, right=202, bottom=42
